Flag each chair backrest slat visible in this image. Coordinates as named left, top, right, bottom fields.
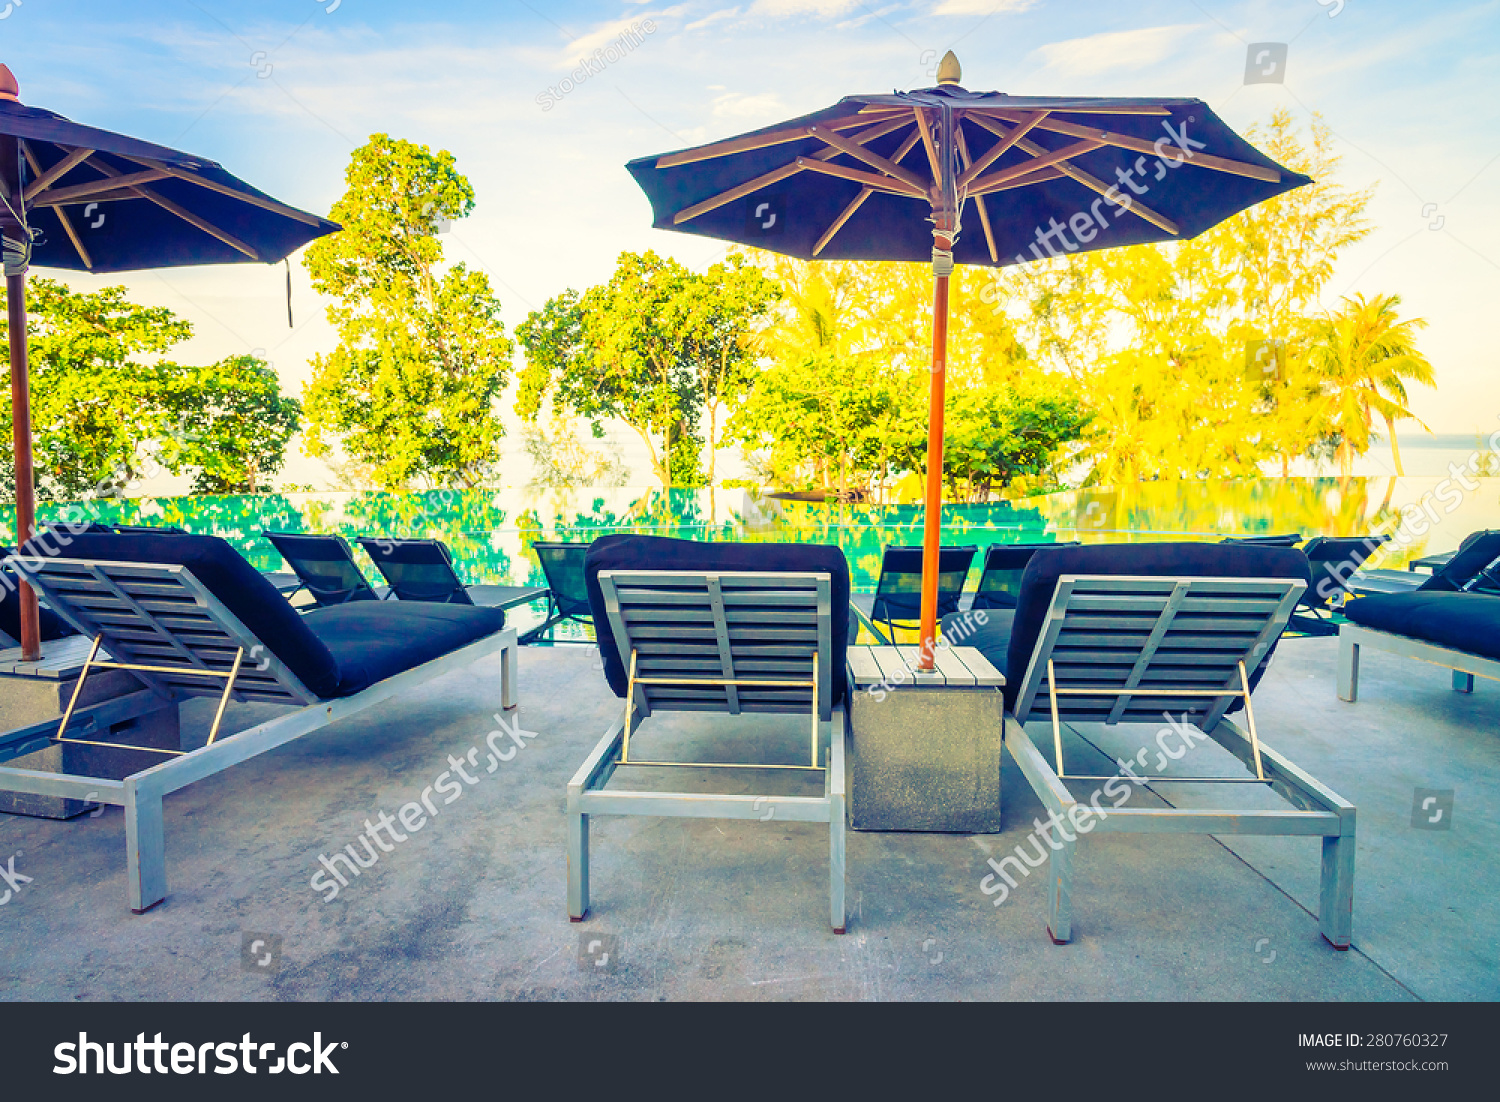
left=1014, top=575, right=1303, bottom=727
left=599, top=569, right=833, bottom=720
left=9, top=556, right=319, bottom=707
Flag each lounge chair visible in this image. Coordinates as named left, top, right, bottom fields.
left=264, top=530, right=386, bottom=606
left=0, top=531, right=517, bottom=912
left=958, top=542, right=1355, bottom=948
left=1344, top=530, right=1500, bottom=598
left=852, top=544, right=977, bottom=644
left=1338, top=590, right=1500, bottom=700
left=567, top=534, right=850, bottom=932
left=518, top=541, right=593, bottom=644
left=109, top=523, right=187, bottom=534
left=356, top=536, right=548, bottom=613
left=966, top=541, right=1082, bottom=611
left=1287, top=535, right=1392, bottom=635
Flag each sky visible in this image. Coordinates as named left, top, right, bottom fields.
left=2, top=0, right=1498, bottom=487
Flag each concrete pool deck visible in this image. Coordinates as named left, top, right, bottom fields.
left=0, top=635, right=1494, bottom=1002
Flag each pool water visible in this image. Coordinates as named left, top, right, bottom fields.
left=5, top=478, right=1498, bottom=639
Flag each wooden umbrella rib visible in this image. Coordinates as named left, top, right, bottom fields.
left=813, top=128, right=923, bottom=256
left=36, top=169, right=170, bottom=206
left=672, top=163, right=804, bottom=224
left=794, top=157, right=926, bottom=198
left=966, top=104, right=1173, bottom=117
left=972, top=165, right=1066, bottom=195
left=671, top=116, right=914, bottom=224
left=1013, top=133, right=1180, bottom=235
left=120, top=156, right=328, bottom=226
left=87, top=158, right=260, bottom=259
left=131, top=184, right=261, bottom=259
left=955, top=111, right=1045, bottom=189
left=913, top=108, right=942, bottom=187
left=20, top=143, right=93, bottom=269
left=966, top=138, right=1104, bottom=194
left=812, top=188, right=873, bottom=256
left=953, top=128, right=997, bottom=263
left=981, top=111, right=1281, bottom=182
left=805, top=125, right=928, bottom=193
left=654, top=110, right=905, bottom=168
left=20, top=145, right=95, bottom=202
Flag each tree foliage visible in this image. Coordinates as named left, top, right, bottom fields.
left=516, top=250, right=778, bottom=487
left=732, top=255, right=1076, bottom=499
left=1309, top=292, right=1434, bottom=477
left=0, top=278, right=299, bottom=500
left=978, top=109, right=1421, bottom=483
left=302, top=133, right=512, bottom=490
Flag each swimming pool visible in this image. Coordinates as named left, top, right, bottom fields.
left=5, top=477, right=1497, bottom=637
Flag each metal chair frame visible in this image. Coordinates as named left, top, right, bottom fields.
left=0, top=553, right=517, bottom=913
left=567, top=569, right=847, bottom=932
left=1005, top=573, right=1356, bottom=949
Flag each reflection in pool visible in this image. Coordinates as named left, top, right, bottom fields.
left=5, top=477, right=1497, bottom=638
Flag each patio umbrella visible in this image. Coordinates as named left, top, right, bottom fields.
left=625, top=52, right=1310, bottom=667
left=0, top=63, right=339, bottom=659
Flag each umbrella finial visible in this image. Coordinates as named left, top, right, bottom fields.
left=0, top=65, right=18, bottom=103
left=936, top=51, right=962, bottom=86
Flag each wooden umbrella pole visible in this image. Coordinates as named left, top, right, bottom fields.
left=5, top=265, right=39, bottom=660
left=918, top=230, right=953, bottom=670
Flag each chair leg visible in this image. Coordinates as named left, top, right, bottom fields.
left=1337, top=635, right=1360, bottom=702
left=829, top=787, right=846, bottom=935
left=1319, top=821, right=1355, bottom=950
left=567, top=806, right=589, bottom=921
left=1453, top=669, right=1475, bottom=693
left=501, top=635, right=518, bottom=711
left=1047, top=833, right=1074, bottom=944
left=125, top=779, right=166, bottom=914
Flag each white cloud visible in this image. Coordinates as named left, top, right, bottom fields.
left=748, top=0, right=862, bottom=17
left=1031, top=23, right=1203, bottom=78
left=686, top=7, right=742, bottom=32
left=561, top=7, right=686, bottom=66
left=933, top=0, right=1036, bottom=15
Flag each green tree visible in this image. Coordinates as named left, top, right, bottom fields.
left=1309, top=292, right=1435, bottom=477
left=158, top=355, right=302, bottom=493
left=302, top=134, right=513, bottom=490
left=982, top=110, right=1379, bottom=482
left=516, top=250, right=776, bottom=488
left=0, top=278, right=299, bottom=499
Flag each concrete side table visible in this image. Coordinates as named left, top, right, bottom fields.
left=845, top=644, right=1006, bottom=833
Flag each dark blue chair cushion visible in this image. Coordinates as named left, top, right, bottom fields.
left=16, top=532, right=345, bottom=697
left=1004, top=542, right=1312, bottom=710
left=586, top=535, right=852, bottom=705
left=303, top=602, right=506, bottom=696
left=1343, top=592, right=1500, bottom=661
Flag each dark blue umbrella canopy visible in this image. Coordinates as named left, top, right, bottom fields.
left=0, top=80, right=338, bottom=273
left=627, top=79, right=1309, bottom=265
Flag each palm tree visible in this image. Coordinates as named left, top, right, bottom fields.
left=1309, top=292, right=1435, bottom=477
